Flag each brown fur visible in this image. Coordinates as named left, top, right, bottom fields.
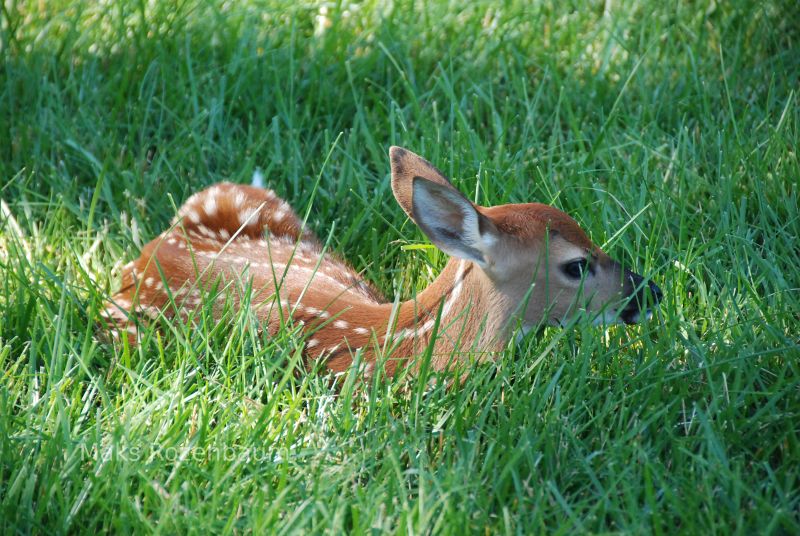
left=100, top=147, right=660, bottom=377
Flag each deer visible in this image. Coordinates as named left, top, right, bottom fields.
left=100, top=147, right=662, bottom=378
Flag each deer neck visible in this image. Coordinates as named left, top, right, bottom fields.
left=390, top=259, right=515, bottom=370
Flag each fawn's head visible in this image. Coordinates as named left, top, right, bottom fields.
left=390, top=147, right=662, bottom=329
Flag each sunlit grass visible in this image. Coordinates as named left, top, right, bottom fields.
left=1, top=0, right=798, bottom=533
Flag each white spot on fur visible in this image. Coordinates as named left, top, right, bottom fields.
left=273, top=209, right=286, bottom=223
left=323, top=343, right=341, bottom=355
left=363, top=361, right=374, bottom=377
left=308, top=338, right=319, bottom=348
left=239, top=208, right=259, bottom=227
left=101, top=308, right=121, bottom=323
left=396, top=327, right=415, bottom=340
left=305, top=306, right=331, bottom=319
left=334, top=320, right=349, bottom=329
left=137, top=305, right=160, bottom=319
left=144, top=277, right=154, bottom=287
left=199, top=225, right=221, bottom=240
left=251, top=168, right=265, bottom=188
left=202, top=195, right=217, bottom=216
left=187, top=210, right=201, bottom=224
left=354, top=327, right=369, bottom=335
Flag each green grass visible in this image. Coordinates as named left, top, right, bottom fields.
left=1, top=0, right=798, bottom=532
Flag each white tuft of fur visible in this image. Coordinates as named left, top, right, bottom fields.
left=251, top=168, right=265, bottom=189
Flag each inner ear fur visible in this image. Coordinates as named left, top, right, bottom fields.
left=409, top=174, right=500, bottom=265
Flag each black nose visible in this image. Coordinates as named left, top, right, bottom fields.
left=648, top=280, right=663, bottom=304
left=625, top=270, right=663, bottom=312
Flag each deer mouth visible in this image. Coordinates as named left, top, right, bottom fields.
left=620, top=279, right=663, bottom=324
left=619, top=307, right=653, bottom=324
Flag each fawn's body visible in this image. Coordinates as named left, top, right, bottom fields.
left=102, top=148, right=661, bottom=376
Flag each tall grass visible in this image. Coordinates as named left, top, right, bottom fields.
left=1, top=0, right=798, bottom=532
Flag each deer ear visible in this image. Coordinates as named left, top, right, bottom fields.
left=390, top=146, right=455, bottom=221
left=410, top=177, right=497, bottom=265
left=390, top=146, right=497, bottom=264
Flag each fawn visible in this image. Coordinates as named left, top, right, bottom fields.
left=101, top=147, right=662, bottom=377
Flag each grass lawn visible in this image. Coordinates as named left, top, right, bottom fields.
left=1, top=0, right=798, bottom=533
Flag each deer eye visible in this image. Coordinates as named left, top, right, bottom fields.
left=562, top=258, right=591, bottom=279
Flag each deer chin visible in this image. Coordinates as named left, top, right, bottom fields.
left=619, top=306, right=657, bottom=325
left=547, top=306, right=657, bottom=328
left=592, top=310, right=625, bottom=326
left=514, top=321, right=540, bottom=343
left=551, top=307, right=647, bottom=327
